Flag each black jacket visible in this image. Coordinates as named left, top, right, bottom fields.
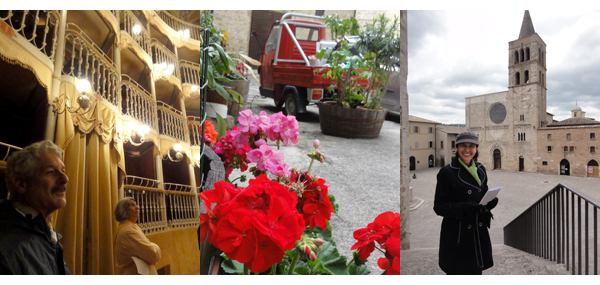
left=0, top=199, right=71, bottom=275
left=433, top=157, right=497, bottom=274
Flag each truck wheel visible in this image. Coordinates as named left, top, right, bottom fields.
left=285, top=93, right=298, bottom=117
left=274, top=98, right=284, bottom=108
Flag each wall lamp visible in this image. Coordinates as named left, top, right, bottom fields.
left=154, top=62, right=174, bottom=81
left=162, top=143, right=183, bottom=162
left=124, top=121, right=150, bottom=146
left=52, top=78, right=93, bottom=115
left=193, top=153, right=201, bottom=168
left=132, top=24, right=142, bottom=41
left=173, top=29, right=190, bottom=47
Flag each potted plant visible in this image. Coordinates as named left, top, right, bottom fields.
left=314, top=14, right=391, bottom=139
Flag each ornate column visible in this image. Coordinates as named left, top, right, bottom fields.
left=45, top=10, right=67, bottom=142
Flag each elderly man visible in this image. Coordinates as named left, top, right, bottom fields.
left=0, top=140, right=71, bottom=274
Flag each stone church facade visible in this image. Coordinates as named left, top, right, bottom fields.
left=466, top=11, right=599, bottom=178
left=466, top=10, right=552, bottom=173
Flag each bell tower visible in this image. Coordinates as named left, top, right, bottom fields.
left=508, top=10, right=547, bottom=127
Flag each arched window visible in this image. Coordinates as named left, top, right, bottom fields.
left=539, top=71, right=541, bottom=84
left=520, top=49, right=524, bottom=63
left=526, top=47, right=530, bottom=61
left=542, top=73, right=545, bottom=87
left=524, top=70, right=529, bottom=83
left=539, top=48, right=541, bottom=62
left=515, top=72, right=520, bottom=85
left=514, top=51, right=519, bottom=64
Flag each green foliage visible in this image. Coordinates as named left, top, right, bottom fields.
left=220, top=253, right=244, bottom=274
left=349, top=263, right=371, bottom=275
left=215, top=113, right=227, bottom=140
left=328, top=194, right=339, bottom=214
left=354, top=14, right=402, bottom=110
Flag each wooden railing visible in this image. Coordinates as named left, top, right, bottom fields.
left=121, top=75, right=157, bottom=130
left=124, top=176, right=199, bottom=234
left=504, top=183, right=600, bottom=275
left=155, top=10, right=202, bottom=41
left=157, top=101, right=189, bottom=143
left=151, top=39, right=180, bottom=81
left=0, top=10, right=60, bottom=61
left=179, top=60, right=201, bottom=86
left=63, top=23, right=120, bottom=107
left=119, top=10, right=151, bottom=56
left=188, top=116, right=202, bottom=146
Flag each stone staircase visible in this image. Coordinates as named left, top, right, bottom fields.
left=401, top=244, right=571, bottom=275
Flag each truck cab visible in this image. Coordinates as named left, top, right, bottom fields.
left=258, top=13, right=334, bottom=116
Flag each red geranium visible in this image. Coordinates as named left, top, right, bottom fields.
left=200, top=175, right=305, bottom=273
left=212, top=126, right=252, bottom=178
left=288, top=171, right=334, bottom=230
left=351, top=211, right=400, bottom=275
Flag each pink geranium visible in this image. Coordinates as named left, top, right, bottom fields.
left=238, top=109, right=260, bottom=134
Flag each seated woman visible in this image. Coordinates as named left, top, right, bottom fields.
left=113, top=197, right=161, bottom=275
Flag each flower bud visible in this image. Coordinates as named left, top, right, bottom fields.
left=313, top=139, right=320, bottom=149
left=314, top=238, right=324, bottom=245
left=309, top=252, right=317, bottom=261
left=304, top=245, right=311, bottom=255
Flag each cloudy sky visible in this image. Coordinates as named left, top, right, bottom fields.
left=407, top=10, right=600, bottom=124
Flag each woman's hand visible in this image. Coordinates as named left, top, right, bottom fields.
left=463, top=202, right=485, bottom=217
left=485, top=197, right=498, bottom=211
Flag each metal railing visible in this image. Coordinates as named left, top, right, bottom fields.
left=157, top=101, right=189, bottom=143
left=63, top=23, right=120, bottom=107
left=504, top=183, right=599, bottom=275
left=199, top=27, right=210, bottom=192
left=179, top=60, right=201, bottom=86
left=121, top=75, right=158, bottom=130
left=1, top=142, right=23, bottom=163
left=166, top=192, right=199, bottom=229
left=155, top=10, right=202, bottom=41
left=0, top=10, right=60, bottom=61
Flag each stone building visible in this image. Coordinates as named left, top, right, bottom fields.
left=537, top=104, right=600, bottom=177
left=408, top=115, right=439, bottom=171
left=436, top=125, right=467, bottom=167
left=465, top=10, right=549, bottom=173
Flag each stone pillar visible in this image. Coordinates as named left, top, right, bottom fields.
left=399, top=10, right=411, bottom=250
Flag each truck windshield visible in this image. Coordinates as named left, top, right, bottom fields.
left=265, top=25, right=281, bottom=54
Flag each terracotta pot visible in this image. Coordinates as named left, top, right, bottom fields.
left=207, top=89, right=228, bottom=105
left=318, top=102, right=387, bottom=139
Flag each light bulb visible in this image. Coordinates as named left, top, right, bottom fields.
left=191, top=85, right=198, bottom=92
left=184, top=29, right=190, bottom=39
left=132, top=24, right=141, bottom=35
left=137, top=125, right=150, bottom=136
left=195, top=153, right=200, bottom=161
left=173, top=143, right=182, bottom=152
left=76, top=79, right=91, bottom=94
left=128, top=121, right=138, bottom=132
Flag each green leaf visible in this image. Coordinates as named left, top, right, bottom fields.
left=229, top=89, right=242, bottom=104
left=307, top=260, right=331, bottom=275
left=293, top=266, right=310, bottom=275
left=317, top=241, right=348, bottom=275
left=215, top=113, right=227, bottom=140
left=349, top=263, right=371, bottom=275
left=220, top=253, right=244, bottom=274
left=215, top=83, right=231, bottom=102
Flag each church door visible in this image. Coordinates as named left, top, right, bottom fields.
left=560, top=159, right=570, bottom=176
left=428, top=155, right=434, bottom=168
left=587, top=160, right=599, bottom=177
left=409, top=156, right=416, bottom=171
left=493, top=149, right=501, bottom=170
left=519, top=156, right=524, bottom=171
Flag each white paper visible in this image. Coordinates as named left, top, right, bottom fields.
left=131, top=256, right=150, bottom=275
left=479, top=187, right=501, bottom=205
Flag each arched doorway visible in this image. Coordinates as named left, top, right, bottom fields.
left=440, top=156, right=445, bottom=167
left=560, top=159, right=570, bottom=176
left=587, top=160, right=599, bottom=177
left=409, top=156, right=416, bottom=171
left=428, top=155, right=434, bottom=168
left=493, top=149, right=501, bottom=170
left=519, top=156, right=524, bottom=171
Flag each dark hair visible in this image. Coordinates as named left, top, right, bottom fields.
left=455, top=143, right=479, bottom=162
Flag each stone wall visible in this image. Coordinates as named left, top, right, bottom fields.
left=399, top=10, right=410, bottom=250
left=408, top=121, right=437, bottom=171
left=537, top=125, right=600, bottom=177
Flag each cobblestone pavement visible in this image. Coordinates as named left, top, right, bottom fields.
left=408, top=166, right=600, bottom=249
left=225, top=72, right=400, bottom=274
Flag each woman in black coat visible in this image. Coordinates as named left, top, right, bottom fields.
left=433, top=131, right=498, bottom=275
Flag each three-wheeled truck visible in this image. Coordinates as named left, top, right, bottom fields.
left=257, top=13, right=366, bottom=116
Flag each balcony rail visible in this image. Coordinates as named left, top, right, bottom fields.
left=157, top=101, right=189, bottom=143
left=119, top=10, right=151, bottom=55
left=121, top=75, right=158, bottom=130
left=504, top=183, right=599, bottom=275
left=151, top=39, right=180, bottom=81
left=0, top=10, right=60, bottom=61
left=166, top=192, right=199, bottom=229
left=63, top=23, right=120, bottom=107
left=164, top=182, right=193, bottom=193
left=179, top=60, right=201, bottom=86
left=124, top=175, right=161, bottom=189
left=1, top=141, right=23, bottom=163
left=188, top=116, right=202, bottom=146
left=155, top=10, right=202, bottom=42
left=124, top=186, right=168, bottom=235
